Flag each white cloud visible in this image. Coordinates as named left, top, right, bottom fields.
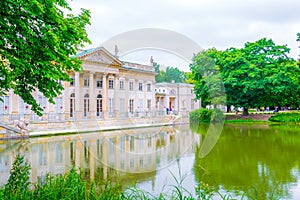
left=70, top=0, right=300, bottom=70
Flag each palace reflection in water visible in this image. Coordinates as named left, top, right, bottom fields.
left=0, top=125, right=200, bottom=185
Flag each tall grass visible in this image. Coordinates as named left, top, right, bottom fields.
left=0, top=155, right=281, bottom=200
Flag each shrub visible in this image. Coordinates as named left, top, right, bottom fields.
left=190, top=108, right=224, bottom=124
left=4, top=155, right=31, bottom=199
left=269, top=112, right=300, bottom=123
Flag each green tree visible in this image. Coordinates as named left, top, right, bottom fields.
left=190, top=49, right=226, bottom=108
left=184, top=71, right=195, bottom=84
left=220, top=38, right=299, bottom=114
left=154, top=62, right=166, bottom=82
left=154, top=62, right=186, bottom=83
left=0, top=0, right=91, bottom=115
left=191, top=38, right=300, bottom=115
left=165, top=66, right=186, bottom=83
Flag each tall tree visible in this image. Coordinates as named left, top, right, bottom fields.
left=165, top=66, right=186, bottom=83
left=154, top=62, right=166, bottom=83
left=0, top=0, right=91, bottom=115
left=154, top=62, right=186, bottom=83
left=190, top=48, right=226, bottom=108
left=191, top=38, right=300, bottom=115
left=220, top=38, right=300, bottom=114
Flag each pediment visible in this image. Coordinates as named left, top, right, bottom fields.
left=77, top=47, right=123, bottom=66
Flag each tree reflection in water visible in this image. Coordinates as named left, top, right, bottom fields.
left=194, top=123, right=300, bottom=200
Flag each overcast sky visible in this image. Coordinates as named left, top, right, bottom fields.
left=70, top=0, right=300, bottom=71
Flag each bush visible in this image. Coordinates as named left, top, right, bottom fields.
left=0, top=155, right=122, bottom=200
left=190, top=108, right=224, bottom=124
left=269, top=112, right=300, bottom=123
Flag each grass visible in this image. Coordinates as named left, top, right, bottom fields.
left=225, top=119, right=267, bottom=123
left=1, top=155, right=282, bottom=200
left=269, top=112, right=300, bottom=123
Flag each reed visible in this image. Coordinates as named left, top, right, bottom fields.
left=0, top=155, right=281, bottom=200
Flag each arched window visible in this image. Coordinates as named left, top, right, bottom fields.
left=70, top=93, right=75, bottom=118
left=83, top=94, right=89, bottom=117
left=96, top=94, right=102, bottom=117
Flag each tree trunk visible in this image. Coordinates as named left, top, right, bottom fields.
left=242, top=107, right=249, bottom=116
left=226, top=106, right=230, bottom=113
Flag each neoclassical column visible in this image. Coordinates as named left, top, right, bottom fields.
left=114, top=74, right=119, bottom=118
left=102, top=73, right=107, bottom=118
left=124, top=78, right=129, bottom=114
left=89, top=72, right=95, bottom=118
left=75, top=72, right=81, bottom=119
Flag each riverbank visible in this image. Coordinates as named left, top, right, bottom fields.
left=0, top=114, right=188, bottom=139
left=225, top=111, right=300, bottom=124
left=225, top=113, right=273, bottom=122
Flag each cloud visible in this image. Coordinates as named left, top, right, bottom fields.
left=70, top=0, right=300, bottom=67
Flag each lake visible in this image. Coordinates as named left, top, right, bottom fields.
left=0, top=123, right=300, bottom=199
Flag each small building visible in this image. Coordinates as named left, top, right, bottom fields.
left=155, top=82, right=201, bottom=114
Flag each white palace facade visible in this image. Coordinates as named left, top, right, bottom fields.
left=0, top=47, right=200, bottom=125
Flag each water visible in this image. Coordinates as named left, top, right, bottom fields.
left=0, top=123, right=300, bottom=199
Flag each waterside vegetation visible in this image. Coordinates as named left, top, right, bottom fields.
left=269, top=112, right=300, bottom=124
left=1, top=155, right=252, bottom=200
left=190, top=108, right=300, bottom=124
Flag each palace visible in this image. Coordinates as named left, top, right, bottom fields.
left=0, top=47, right=200, bottom=129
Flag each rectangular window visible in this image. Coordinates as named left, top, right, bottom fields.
left=0, top=96, right=9, bottom=114
left=20, top=99, right=25, bottom=114
left=130, top=136, right=134, bottom=151
left=55, top=143, right=63, bottom=164
left=108, top=98, right=114, bottom=114
left=138, top=82, right=143, bottom=91
left=147, top=99, right=151, bottom=110
left=191, top=99, right=194, bottom=109
left=96, top=80, right=103, bottom=88
left=129, top=81, right=134, bottom=91
left=70, top=76, right=75, bottom=86
left=84, top=77, right=89, bottom=87
left=147, top=83, right=151, bottom=92
left=55, top=97, right=63, bottom=113
left=109, top=80, right=114, bottom=89
left=38, top=96, right=47, bottom=111
left=129, top=99, right=134, bottom=113
left=119, top=80, right=124, bottom=90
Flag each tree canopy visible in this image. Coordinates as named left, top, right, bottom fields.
left=0, top=0, right=91, bottom=115
left=191, top=38, right=300, bottom=115
left=190, top=48, right=226, bottom=108
left=154, top=62, right=186, bottom=83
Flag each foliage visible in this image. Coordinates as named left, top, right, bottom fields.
left=184, top=72, right=195, bottom=84
left=3, top=155, right=31, bottom=198
left=191, top=38, right=300, bottom=115
left=190, top=108, right=224, bottom=124
left=269, top=112, right=300, bottom=123
left=190, top=49, right=226, bottom=108
left=165, top=66, right=186, bottom=83
left=0, top=155, right=251, bottom=200
left=0, top=0, right=91, bottom=115
left=154, top=62, right=186, bottom=83
left=195, top=181, right=214, bottom=200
